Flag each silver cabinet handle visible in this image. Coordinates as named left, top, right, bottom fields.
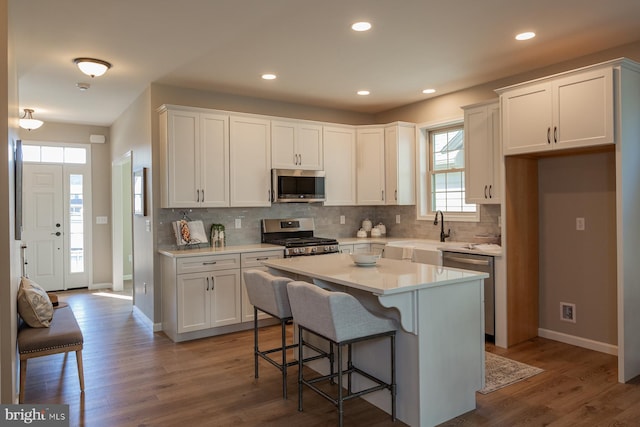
left=484, top=185, right=488, bottom=199
left=444, top=255, right=490, bottom=266
left=206, top=277, right=210, bottom=291
left=256, top=257, right=268, bottom=261
left=201, top=189, right=204, bottom=203
left=211, top=275, right=215, bottom=290
left=547, top=127, right=551, bottom=144
left=196, top=189, right=200, bottom=203
left=395, top=189, right=397, bottom=201
left=381, top=190, right=384, bottom=201
left=268, top=189, right=271, bottom=202
left=554, top=126, right=558, bottom=143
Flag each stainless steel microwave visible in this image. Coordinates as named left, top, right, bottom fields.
left=272, top=169, right=326, bottom=203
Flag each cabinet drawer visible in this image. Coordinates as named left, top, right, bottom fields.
left=177, top=254, right=240, bottom=274
left=241, top=250, right=284, bottom=268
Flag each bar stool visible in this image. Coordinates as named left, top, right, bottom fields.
left=286, top=281, right=397, bottom=427
left=243, top=269, right=297, bottom=399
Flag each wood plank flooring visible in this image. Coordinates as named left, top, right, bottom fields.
left=21, top=289, right=640, bottom=426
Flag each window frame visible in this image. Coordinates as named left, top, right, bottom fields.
left=415, top=118, right=480, bottom=223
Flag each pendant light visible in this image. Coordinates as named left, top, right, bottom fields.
left=19, top=109, right=44, bottom=131
left=74, top=58, right=112, bottom=78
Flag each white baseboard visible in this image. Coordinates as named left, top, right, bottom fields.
left=89, top=282, right=112, bottom=290
left=538, top=328, right=618, bottom=356
left=132, top=305, right=163, bottom=332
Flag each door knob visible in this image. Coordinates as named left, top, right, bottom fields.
left=56, top=223, right=61, bottom=228
left=51, top=231, right=61, bottom=236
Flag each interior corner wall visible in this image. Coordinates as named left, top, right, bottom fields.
left=18, top=122, right=112, bottom=285
left=538, top=151, right=617, bottom=345
left=1, top=0, right=21, bottom=403
left=110, top=87, right=156, bottom=322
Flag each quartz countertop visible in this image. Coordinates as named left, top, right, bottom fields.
left=263, top=253, right=488, bottom=295
left=158, top=243, right=283, bottom=258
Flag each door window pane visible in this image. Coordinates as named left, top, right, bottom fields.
left=69, top=174, right=84, bottom=273
left=64, top=147, right=87, bottom=164
left=42, top=146, right=64, bottom=163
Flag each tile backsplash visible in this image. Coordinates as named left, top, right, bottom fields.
left=157, top=204, right=501, bottom=249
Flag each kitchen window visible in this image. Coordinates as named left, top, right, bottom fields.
left=416, top=120, right=479, bottom=222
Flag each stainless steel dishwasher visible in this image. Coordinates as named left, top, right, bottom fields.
left=442, top=251, right=495, bottom=339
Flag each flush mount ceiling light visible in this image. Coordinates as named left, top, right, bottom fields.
left=515, top=31, right=536, bottom=41
left=19, top=108, right=44, bottom=131
left=261, top=73, right=277, bottom=80
left=73, top=57, right=112, bottom=77
left=352, top=21, right=372, bottom=32
left=422, top=88, right=436, bottom=94
left=357, top=90, right=370, bottom=96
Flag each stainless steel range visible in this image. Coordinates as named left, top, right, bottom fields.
left=261, top=218, right=339, bottom=257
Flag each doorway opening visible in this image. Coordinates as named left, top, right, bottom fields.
left=112, top=152, right=133, bottom=298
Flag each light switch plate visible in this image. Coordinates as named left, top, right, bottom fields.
left=576, top=217, right=585, bottom=231
left=340, top=215, right=345, bottom=225
left=396, top=215, right=401, bottom=224
left=96, top=216, right=108, bottom=224
left=235, top=218, right=242, bottom=229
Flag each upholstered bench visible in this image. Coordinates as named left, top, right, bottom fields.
left=17, top=303, right=85, bottom=403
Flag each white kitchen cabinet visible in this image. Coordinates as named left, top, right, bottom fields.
left=339, top=244, right=354, bottom=254
left=271, top=120, right=323, bottom=170
left=159, top=106, right=229, bottom=208
left=240, top=250, right=284, bottom=322
left=357, top=127, right=386, bottom=205
left=371, top=243, right=386, bottom=255
left=463, top=100, right=501, bottom=204
left=385, top=123, right=416, bottom=205
left=323, top=125, right=357, bottom=206
left=500, top=67, right=614, bottom=155
left=229, top=115, right=272, bottom=206
left=174, top=254, right=241, bottom=334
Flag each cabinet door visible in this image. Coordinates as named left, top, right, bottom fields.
left=501, top=82, right=553, bottom=155
left=177, top=272, right=210, bottom=333
left=487, top=103, right=501, bottom=203
left=166, top=110, right=200, bottom=207
left=271, top=120, right=297, bottom=168
left=385, top=124, right=415, bottom=206
left=353, top=243, right=371, bottom=254
left=297, top=123, right=323, bottom=170
left=200, top=113, right=230, bottom=207
left=356, top=127, right=386, bottom=205
left=339, top=244, right=354, bottom=254
left=230, top=116, right=271, bottom=206
left=323, top=126, right=357, bottom=206
left=465, top=105, right=495, bottom=204
left=240, top=250, right=284, bottom=322
left=211, top=269, right=242, bottom=327
left=553, top=67, right=614, bottom=150
left=371, top=243, right=385, bottom=256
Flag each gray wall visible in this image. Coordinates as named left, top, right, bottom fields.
left=17, top=122, right=112, bottom=285
left=538, top=151, right=617, bottom=344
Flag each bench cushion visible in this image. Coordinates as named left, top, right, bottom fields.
left=18, top=305, right=83, bottom=355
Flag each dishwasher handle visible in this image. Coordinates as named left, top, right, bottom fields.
left=443, top=255, right=490, bottom=266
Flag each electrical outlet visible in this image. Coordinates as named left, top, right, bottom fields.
left=396, top=215, right=401, bottom=224
left=340, top=215, right=345, bottom=225
left=560, top=302, right=576, bottom=323
left=576, top=217, right=585, bottom=231
left=235, top=218, right=242, bottom=229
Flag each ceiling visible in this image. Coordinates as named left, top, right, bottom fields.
left=11, top=0, right=640, bottom=127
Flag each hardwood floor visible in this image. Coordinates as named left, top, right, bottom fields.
left=22, top=289, right=640, bottom=426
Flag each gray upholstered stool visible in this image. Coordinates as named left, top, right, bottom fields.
left=243, top=269, right=298, bottom=399
left=287, top=281, right=397, bottom=427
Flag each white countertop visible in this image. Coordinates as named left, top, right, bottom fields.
left=158, top=243, right=282, bottom=258
left=263, top=253, right=488, bottom=296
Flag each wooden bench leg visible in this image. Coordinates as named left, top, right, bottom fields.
left=76, top=350, right=85, bottom=391
left=19, top=359, right=27, bottom=404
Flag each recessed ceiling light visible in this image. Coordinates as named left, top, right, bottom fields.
left=351, top=22, right=372, bottom=32
left=515, top=32, right=536, bottom=41
left=261, top=73, right=277, bottom=80
left=422, top=88, right=436, bottom=94
left=357, top=90, right=370, bottom=96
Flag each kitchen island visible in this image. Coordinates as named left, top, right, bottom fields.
left=263, top=253, right=487, bottom=427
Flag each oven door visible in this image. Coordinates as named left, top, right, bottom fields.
left=272, top=169, right=325, bottom=203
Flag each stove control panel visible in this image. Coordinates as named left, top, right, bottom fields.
left=285, top=245, right=339, bottom=257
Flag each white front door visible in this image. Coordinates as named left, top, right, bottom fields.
left=22, top=164, right=64, bottom=291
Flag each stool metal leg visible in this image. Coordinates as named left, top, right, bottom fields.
left=298, top=326, right=304, bottom=412
left=253, top=307, right=259, bottom=379
left=391, top=334, right=396, bottom=422
left=337, top=344, right=344, bottom=427
left=281, top=317, right=288, bottom=399
left=347, top=343, right=353, bottom=394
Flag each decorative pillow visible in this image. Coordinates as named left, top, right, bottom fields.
left=17, top=277, right=53, bottom=327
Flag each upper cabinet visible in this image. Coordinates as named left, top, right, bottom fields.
left=356, top=127, right=386, bottom=205
left=229, top=115, right=272, bottom=207
left=385, top=123, right=416, bottom=205
left=323, top=125, right=357, bottom=206
left=271, top=120, right=323, bottom=170
left=159, top=106, right=229, bottom=208
left=463, top=100, right=501, bottom=204
left=500, top=66, right=614, bottom=156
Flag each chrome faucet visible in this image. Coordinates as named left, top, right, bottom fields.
left=434, top=210, right=450, bottom=242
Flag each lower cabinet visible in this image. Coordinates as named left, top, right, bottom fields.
left=161, top=250, right=284, bottom=342
left=339, top=242, right=385, bottom=255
